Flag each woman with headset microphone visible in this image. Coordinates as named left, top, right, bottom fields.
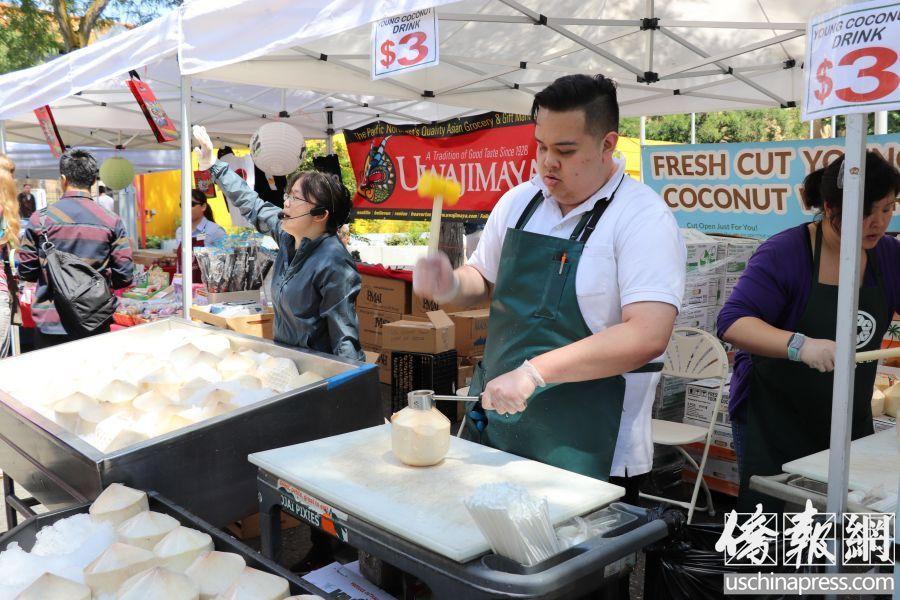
left=192, top=125, right=364, bottom=361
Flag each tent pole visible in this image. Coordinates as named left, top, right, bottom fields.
left=874, top=111, right=888, bottom=135
left=830, top=115, right=836, bottom=137
left=0, top=120, right=7, bottom=154
left=326, top=108, right=334, bottom=155
left=690, top=113, right=696, bottom=144
left=825, top=112, right=866, bottom=542
left=180, top=75, right=193, bottom=315
left=809, top=120, right=814, bottom=139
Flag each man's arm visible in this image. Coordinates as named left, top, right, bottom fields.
left=16, top=220, right=41, bottom=283
left=530, top=301, right=675, bottom=383
left=109, top=218, right=134, bottom=289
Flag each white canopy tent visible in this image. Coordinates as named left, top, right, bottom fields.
left=0, top=0, right=892, bottom=538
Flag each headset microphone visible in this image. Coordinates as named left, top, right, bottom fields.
left=278, top=206, right=327, bottom=220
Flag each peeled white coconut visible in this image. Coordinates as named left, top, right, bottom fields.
left=184, top=551, right=245, bottom=599
left=884, top=382, right=900, bottom=417
left=222, top=373, right=262, bottom=389
left=190, top=334, right=232, bottom=358
left=98, top=379, right=140, bottom=405
left=193, top=350, right=221, bottom=371
left=293, top=371, right=323, bottom=388
left=77, top=401, right=117, bottom=435
left=217, top=566, right=290, bottom=600
left=176, top=377, right=216, bottom=405
left=53, top=393, right=94, bottom=432
left=118, top=353, right=166, bottom=384
left=872, top=388, right=885, bottom=416
left=133, top=390, right=172, bottom=413
left=257, top=357, right=301, bottom=393
left=103, top=429, right=150, bottom=453
left=15, top=572, right=91, bottom=600
left=194, top=364, right=223, bottom=384
left=171, top=343, right=201, bottom=364
left=89, top=483, right=149, bottom=526
left=218, top=353, right=257, bottom=379
left=875, top=373, right=892, bottom=392
left=82, top=542, right=157, bottom=596
left=239, top=349, right=269, bottom=365
left=117, top=566, right=200, bottom=600
left=118, top=511, right=180, bottom=550
left=141, top=367, right=183, bottom=400
left=92, top=412, right=148, bottom=453
left=153, top=527, right=214, bottom=573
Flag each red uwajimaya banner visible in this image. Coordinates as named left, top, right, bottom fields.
left=127, top=79, right=177, bottom=143
left=33, top=105, right=65, bottom=158
left=345, top=111, right=536, bottom=221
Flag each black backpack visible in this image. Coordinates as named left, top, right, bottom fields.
left=38, top=210, right=117, bottom=336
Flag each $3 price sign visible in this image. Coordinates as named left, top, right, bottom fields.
left=814, top=46, right=899, bottom=104
left=380, top=33, right=429, bottom=69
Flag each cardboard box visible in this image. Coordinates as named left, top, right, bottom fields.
left=683, top=272, right=720, bottom=308
left=684, top=447, right=739, bottom=484
left=411, top=293, right=490, bottom=318
left=363, top=345, right=392, bottom=385
left=449, top=309, right=489, bottom=357
left=675, top=304, right=718, bottom=333
left=681, top=229, right=720, bottom=274
left=382, top=311, right=455, bottom=354
left=358, top=307, right=402, bottom=348
left=684, top=375, right=732, bottom=426
left=718, top=272, right=743, bottom=304
left=682, top=455, right=740, bottom=497
left=683, top=441, right=737, bottom=462
left=682, top=417, right=735, bottom=453
left=358, top=274, right=411, bottom=314
left=709, top=234, right=760, bottom=274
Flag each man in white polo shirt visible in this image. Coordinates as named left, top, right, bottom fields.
left=414, top=74, right=686, bottom=500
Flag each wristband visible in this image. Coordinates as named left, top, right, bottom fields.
left=520, top=360, right=546, bottom=388
left=787, top=332, right=806, bottom=362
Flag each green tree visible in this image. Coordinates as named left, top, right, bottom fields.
left=621, top=108, right=811, bottom=143
left=0, top=0, right=180, bottom=74
left=0, top=1, right=61, bottom=73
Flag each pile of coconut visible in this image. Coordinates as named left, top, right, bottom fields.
left=1, top=330, right=323, bottom=454
left=0, top=483, right=320, bottom=599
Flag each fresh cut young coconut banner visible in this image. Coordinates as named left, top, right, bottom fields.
left=641, top=133, right=900, bottom=239
left=345, top=112, right=536, bottom=221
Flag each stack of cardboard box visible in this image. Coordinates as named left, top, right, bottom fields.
left=676, top=230, right=721, bottom=334
left=680, top=375, right=738, bottom=497
left=357, top=274, right=412, bottom=384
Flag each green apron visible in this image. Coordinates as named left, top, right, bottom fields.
left=466, top=176, right=658, bottom=481
left=738, top=222, right=889, bottom=512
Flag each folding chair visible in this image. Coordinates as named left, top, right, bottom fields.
left=640, top=327, right=729, bottom=523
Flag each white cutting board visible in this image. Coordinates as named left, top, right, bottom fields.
left=782, top=429, right=899, bottom=493
left=249, top=425, right=624, bottom=563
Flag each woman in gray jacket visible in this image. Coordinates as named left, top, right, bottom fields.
left=193, top=126, right=364, bottom=362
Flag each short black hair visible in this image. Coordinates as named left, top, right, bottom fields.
left=802, top=150, right=900, bottom=231
left=531, top=74, right=619, bottom=137
left=59, top=149, right=99, bottom=189
left=98, top=185, right=107, bottom=194
left=286, top=170, right=353, bottom=233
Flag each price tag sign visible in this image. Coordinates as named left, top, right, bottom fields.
left=802, top=0, right=900, bottom=120
left=372, top=8, right=439, bottom=80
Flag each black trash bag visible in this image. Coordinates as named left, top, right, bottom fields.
left=643, top=512, right=813, bottom=600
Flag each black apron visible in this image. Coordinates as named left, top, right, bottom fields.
left=738, top=222, right=889, bottom=512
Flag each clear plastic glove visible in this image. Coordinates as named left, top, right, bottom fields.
left=192, top=125, right=215, bottom=171
left=799, top=338, right=836, bottom=373
left=412, top=253, right=459, bottom=303
left=482, top=362, right=544, bottom=416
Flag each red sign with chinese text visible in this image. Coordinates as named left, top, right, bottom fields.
left=33, top=106, right=65, bottom=158
left=127, top=79, right=178, bottom=143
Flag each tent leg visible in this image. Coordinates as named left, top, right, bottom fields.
left=825, top=113, right=867, bottom=580
left=0, top=120, right=7, bottom=154
left=180, top=75, right=193, bottom=315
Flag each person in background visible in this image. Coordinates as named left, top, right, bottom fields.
left=719, top=151, right=900, bottom=512
left=193, top=125, right=364, bottom=362
left=97, top=185, right=116, bottom=214
left=17, top=183, right=35, bottom=221
left=175, top=190, right=227, bottom=247
left=0, top=155, right=21, bottom=357
left=18, top=149, right=134, bottom=348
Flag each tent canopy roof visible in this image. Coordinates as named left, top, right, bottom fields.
left=0, top=0, right=827, bottom=150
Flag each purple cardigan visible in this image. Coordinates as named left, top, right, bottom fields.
left=717, top=224, right=900, bottom=418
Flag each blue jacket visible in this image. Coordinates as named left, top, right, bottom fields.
left=210, top=161, right=364, bottom=361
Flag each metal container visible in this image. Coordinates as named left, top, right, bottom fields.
left=0, top=319, right=381, bottom=527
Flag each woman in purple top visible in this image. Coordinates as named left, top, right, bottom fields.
left=718, top=151, right=900, bottom=512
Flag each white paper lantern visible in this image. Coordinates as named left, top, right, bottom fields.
left=99, top=157, right=135, bottom=190
left=250, top=122, right=305, bottom=176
